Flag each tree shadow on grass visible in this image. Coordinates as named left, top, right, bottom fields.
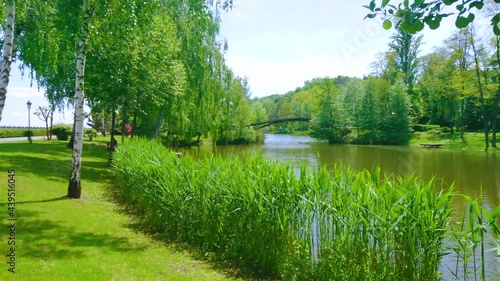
left=0, top=150, right=111, bottom=184
left=8, top=210, right=147, bottom=260
left=0, top=196, right=69, bottom=205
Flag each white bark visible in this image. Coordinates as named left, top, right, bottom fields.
left=68, top=0, right=88, bottom=198
left=0, top=1, right=15, bottom=123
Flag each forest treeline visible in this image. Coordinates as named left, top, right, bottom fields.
left=1, top=1, right=499, bottom=196
left=252, top=18, right=500, bottom=148
left=6, top=1, right=499, bottom=150
left=3, top=0, right=256, bottom=148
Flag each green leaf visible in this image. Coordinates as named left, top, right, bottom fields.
left=382, top=0, right=390, bottom=8
left=369, top=0, right=376, bottom=11
left=492, top=204, right=500, bottom=218
left=469, top=1, right=484, bottom=10
left=365, top=13, right=377, bottom=19
left=383, top=19, right=393, bottom=30
left=455, top=16, right=470, bottom=28
left=425, top=15, right=442, bottom=30
left=414, top=19, right=425, bottom=32
left=467, top=13, right=475, bottom=23
left=494, top=24, right=500, bottom=36
left=493, top=14, right=500, bottom=24
left=443, top=0, right=455, bottom=5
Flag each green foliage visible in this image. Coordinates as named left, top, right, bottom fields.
left=389, top=29, right=423, bottom=99
left=114, top=139, right=454, bottom=280
left=310, top=83, right=346, bottom=143
left=84, top=128, right=98, bottom=141
left=379, top=79, right=412, bottom=144
left=412, top=124, right=441, bottom=132
left=52, top=124, right=72, bottom=141
left=449, top=194, right=500, bottom=281
left=365, top=0, right=499, bottom=35
left=0, top=128, right=45, bottom=138
left=22, top=130, right=34, bottom=137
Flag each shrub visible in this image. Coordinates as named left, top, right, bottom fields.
left=85, top=128, right=98, bottom=141
left=22, top=130, right=34, bottom=137
left=52, top=125, right=72, bottom=141
left=412, top=124, right=441, bottom=132
left=0, top=128, right=45, bottom=138
left=440, top=126, right=451, bottom=133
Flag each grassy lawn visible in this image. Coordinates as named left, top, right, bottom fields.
left=410, top=130, right=500, bottom=151
left=0, top=138, right=239, bottom=281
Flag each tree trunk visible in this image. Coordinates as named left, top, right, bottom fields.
left=45, top=121, right=49, bottom=140
left=492, top=36, right=500, bottom=148
left=152, top=107, right=164, bottom=138
left=67, top=113, right=76, bottom=149
left=121, top=99, right=127, bottom=143
left=132, top=111, right=137, bottom=139
left=470, top=31, right=489, bottom=151
left=460, top=99, right=465, bottom=141
left=49, top=109, right=53, bottom=140
left=0, top=1, right=15, bottom=123
left=110, top=107, right=116, bottom=141
left=492, top=87, right=500, bottom=148
left=68, top=0, right=88, bottom=199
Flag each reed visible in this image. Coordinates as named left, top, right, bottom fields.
left=449, top=193, right=500, bottom=280
left=113, top=138, right=455, bottom=280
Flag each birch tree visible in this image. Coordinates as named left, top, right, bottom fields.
left=0, top=1, right=15, bottom=123
left=67, top=0, right=90, bottom=198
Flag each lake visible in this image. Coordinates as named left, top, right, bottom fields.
left=181, top=133, right=500, bottom=279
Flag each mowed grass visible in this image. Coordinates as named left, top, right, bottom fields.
left=0, top=138, right=239, bottom=281
left=410, top=130, right=500, bottom=151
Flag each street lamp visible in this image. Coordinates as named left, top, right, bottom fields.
left=27, top=100, right=32, bottom=143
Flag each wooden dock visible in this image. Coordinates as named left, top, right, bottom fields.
left=420, top=143, right=444, bottom=148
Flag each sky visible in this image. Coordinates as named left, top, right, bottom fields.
left=218, top=0, right=458, bottom=98
left=1, top=0, right=461, bottom=127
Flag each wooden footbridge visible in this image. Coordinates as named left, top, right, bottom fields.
left=247, top=118, right=311, bottom=129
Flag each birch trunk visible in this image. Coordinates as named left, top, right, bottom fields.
left=68, top=0, right=88, bottom=198
left=0, top=1, right=15, bottom=123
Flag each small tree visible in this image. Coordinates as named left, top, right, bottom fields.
left=84, top=128, right=97, bottom=141
left=34, top=106, right=54, bottom=140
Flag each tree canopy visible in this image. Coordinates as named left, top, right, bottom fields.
left=365, top=0, right=500, bottom=34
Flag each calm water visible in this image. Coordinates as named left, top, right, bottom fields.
left=182, top=134, right=500, bottom=279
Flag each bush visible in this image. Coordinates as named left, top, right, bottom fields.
left=0, top=128, right=45, bottom=138
left=440, top=126, right=451, bottom=133
left=52, top=125, right=72, bottom=141
left=412, top=124, right=441, bottom=132
left=85, top=128, right=98, bottom=141
left=22, top=130, right=34, bottom=137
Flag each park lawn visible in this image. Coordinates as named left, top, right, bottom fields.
left=0, top=138, right=239, bottom=281
left=410, top=130, right=500, bottom=151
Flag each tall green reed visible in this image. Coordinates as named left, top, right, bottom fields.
left=449, top=192, right=500, bottom=281
left=113, top=138, right=455, bottom=280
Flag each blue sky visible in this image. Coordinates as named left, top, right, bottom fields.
left=219, top=0, right=458, bottom=98
left=2, top=0, right=460, bottom=127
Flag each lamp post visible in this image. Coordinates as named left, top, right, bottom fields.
left=27, top=100, right=32, bottom=143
